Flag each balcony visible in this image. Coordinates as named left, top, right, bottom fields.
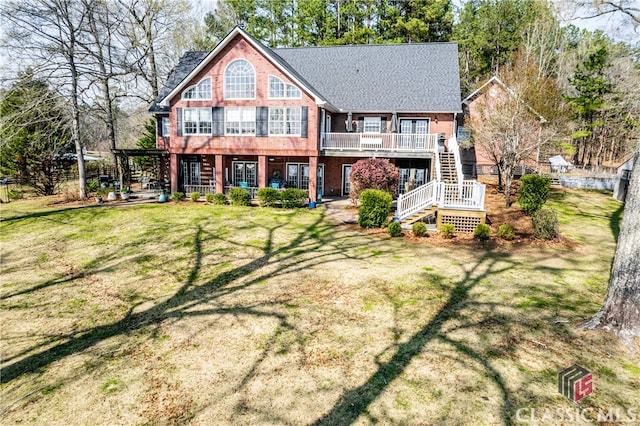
left=322, top=133, right=438, bottom=153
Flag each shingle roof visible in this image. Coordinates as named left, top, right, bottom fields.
left=149, top=51, right=209, bottom=113
left=273, top=43, right=461, bottom=112
left=149, top=33, right=462, bottom=113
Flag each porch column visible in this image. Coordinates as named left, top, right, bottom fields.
left=215, top=154, right=224, bottom=194
left=308, top=156, right=318, bottom=203
left=258, top=155, right=268, bottom=188
left=170, top=153, right=179, bottom=193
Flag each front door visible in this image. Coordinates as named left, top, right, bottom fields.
left=342, top=164, right=352, bottom=196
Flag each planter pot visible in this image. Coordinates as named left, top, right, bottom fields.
left=107, top=191, right=117, bottom=201
left=158, top=193, right=168, bottom=203
left=120, top=192, right=130, bottom=201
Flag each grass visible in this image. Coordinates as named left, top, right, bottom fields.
left=1, top=189, right=638, bottom=425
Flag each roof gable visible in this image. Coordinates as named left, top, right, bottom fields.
left=151, top=27, right=463, bottom=113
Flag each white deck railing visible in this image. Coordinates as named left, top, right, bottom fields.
left=447, top=135, right=464, bottom=186
left=322, top=133, right=438, bottom=152
left=184, top=184, right=216, bottom=196
left=396, top=180, right=486, bottom=221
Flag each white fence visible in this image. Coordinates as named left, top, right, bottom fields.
left=184, top=185, right=216, bottom=196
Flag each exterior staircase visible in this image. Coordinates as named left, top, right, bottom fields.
left=396, top=136, right=486, bottom=230
left=439, top=152, right=458, bottom=184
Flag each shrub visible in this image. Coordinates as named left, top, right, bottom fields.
left=229, top=187, right=251, bottom=206
left=212, top=193, right=227, bottom=205
left=205, top=193, right=215, bottom=203
left=86, top=179, right=99, bottom=193
left=498, top=224, right=515, bottom=240
left=388, top=221, right=403, bottom=237
left=532, top=208, right=559, bottom=240
left=440, top=223, right=455, bottom=238
left=518, top=174, right=551, bottom=215
left=281, top=188, right=307, bottom=208
left=349, top=158, right=400, bottom=205
left=473, top=223, right=491, bottom=240
left=190, top=191, right=201, bottom=202
left=171, top=191, right=185, bottom=201
left=358, top=189, right=392, bottom=228
left=7, top=189, right=24, bottom=200
left=412, top=221, right=427, bottom=237
left=257, top=187, right=281, bottom=207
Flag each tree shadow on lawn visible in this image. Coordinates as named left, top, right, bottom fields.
left=312, top=252, right=518, bottom=426
left=0, top=209, right=385, bottom=387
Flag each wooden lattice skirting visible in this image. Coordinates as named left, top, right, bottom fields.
left=437, top=208, right=486, bottom=233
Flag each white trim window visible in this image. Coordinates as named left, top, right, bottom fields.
left=184, top=108, right=212, bottom=135
left=268, top=75, right=302, bottom=99
left=182, top=77, right=212, bottom=100
left=225, top=107, right=256, bottom=135
left=161, top=117, right=170, bottom=136
left=269, top=107, right=301, bottom=136
left=363, top=117, right=382, bottom=133
left=224, top=59, right=255, bottom=99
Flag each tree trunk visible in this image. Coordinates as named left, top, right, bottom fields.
left=582, top=143, right=640, bottom=348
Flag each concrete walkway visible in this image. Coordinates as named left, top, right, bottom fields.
left=319, top=197, right=358, bottom=224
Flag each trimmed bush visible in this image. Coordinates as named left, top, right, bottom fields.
left=205, top=193, right=215, bottom=203
left=473, top=223, right=491, bottom=240
left=212, top=193, right=227, bottom=205
left=257, top=187, right=281, bottom=207
left=440, top=223, right=455, bottom=238
left=518, top=174, right=551, bottom=215
left=349, top=158, right=400, bottom=205
left=412, top=221, right=427, bottom=237
left=229, top=188, right=251, bottom=206
left=190, top=192, right=201, bottom=202
left=532, top=208, right=559, bottom=240
left=498, top=224, right=515, bottom=240
left=358, top=189, right=392, bottom=228
left=388, top=221, right=403, bottom=237
left=171, top=191, right=185, bottom=201
left=281, top=188, right=307, bottom=208
left=7, top=189, right=24, bottom=200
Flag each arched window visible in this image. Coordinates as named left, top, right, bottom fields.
left=225, top=59, right=255, bottom=99
left=182, top=77, right=212, bottom=100
left=268, top=76, right=301, bottom=99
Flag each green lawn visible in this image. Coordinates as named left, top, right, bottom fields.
left=1, top=190, right=638, bottom=425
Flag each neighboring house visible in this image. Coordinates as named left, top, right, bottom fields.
left=459, top=76, right=546, bottom=178
left=149, top=27, right=486, bottom=231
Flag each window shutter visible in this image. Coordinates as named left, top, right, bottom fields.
left=358, top=117, right=364, bottom=133
left=301, top=106, right=308, bottom=138
left=212, top=107, right=224, bottom=136
left=257, top=106, right=269, bottom=137
left=380, top=117, right=387, bottom=133
left=176, top=108, right=183, bottom=137
left=157, top=117, right=163, bottom=136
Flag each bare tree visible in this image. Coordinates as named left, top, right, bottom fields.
left=1, top=0, right=93, bottom=198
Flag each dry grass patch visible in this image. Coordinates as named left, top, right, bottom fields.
left=1, top=191, right=638, bottom=425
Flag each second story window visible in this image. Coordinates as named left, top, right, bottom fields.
left=182, top=77, right=212, bottom=100
left=162, top=117, right=170, bottom=136
left=225, top=59, right=255, bottom=99
left=363, top=117, right=382, bottom=133
left=184, top=108, right=212, bottom=135
left=268, top=76, right=301, bottom=99
left=225, top=107, right=256, bottom=135
left=269, top=107, right=301, bottom=136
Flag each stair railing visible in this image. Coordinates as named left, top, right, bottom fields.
left=448, top=135, right=464, bottom=194
left=396, top=180, right=437, bottom=221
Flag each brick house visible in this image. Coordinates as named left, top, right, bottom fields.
left=150, top=27, right=486, bottom=230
